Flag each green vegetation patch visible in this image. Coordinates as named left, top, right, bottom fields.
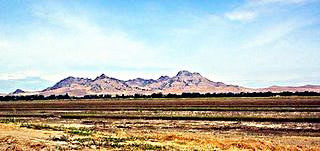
left=126, top=143, right=167, bottom=150
left=20, top=123, right=93, bottom=136
left=72, top=135, right=166, bottom=150
left=0, top=118, right=24, bottom=124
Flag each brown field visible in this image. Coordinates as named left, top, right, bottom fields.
left=0, top=96, right=320, bottom=150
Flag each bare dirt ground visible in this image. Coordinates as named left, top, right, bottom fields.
left=1, top=97, right=320, bottom=150
left=1, top=119, right=320, bottom=151
left=0, top=124, right=59, bottom=150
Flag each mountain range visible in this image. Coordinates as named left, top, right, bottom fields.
left=7, top=70, right=320, bottom=96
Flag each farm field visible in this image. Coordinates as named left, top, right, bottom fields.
left=0, top=97, right=320, bottom=150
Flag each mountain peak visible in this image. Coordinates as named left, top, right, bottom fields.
left=65, top=76, right=76, bottom=80
left=176, top=70, right=193, bottom=76
left=43, top=76, right=91, bottom=91
left=157, top=75, right=170, bottom=81
left=96, top=74, right=108, bottom=80
left=11, top=89, right=25, bottom=94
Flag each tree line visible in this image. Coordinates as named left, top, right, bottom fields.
left=0, top=91, right=320, bottom=101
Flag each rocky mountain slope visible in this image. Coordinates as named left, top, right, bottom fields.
left=7, top=70, right=320, bottom=96
left=37, top=70, right=250, bottom=96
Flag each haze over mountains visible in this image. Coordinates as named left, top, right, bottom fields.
left=7, top=70, right=320, bottom=96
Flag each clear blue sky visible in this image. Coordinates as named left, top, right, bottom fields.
left=0, top=0, right=320, bottom=93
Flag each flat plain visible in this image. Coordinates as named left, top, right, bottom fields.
left=0, top=96, right=320, bottom=150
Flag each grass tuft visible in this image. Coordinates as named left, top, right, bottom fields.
left=20, top=123, right=93, bottom=136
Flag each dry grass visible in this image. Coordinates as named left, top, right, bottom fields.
left=116, top=130, right=320, bottom=150
left=0, top=122, right=319, bottom=150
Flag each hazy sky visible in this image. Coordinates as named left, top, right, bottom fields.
left=1, top=0, right=320, bottom=93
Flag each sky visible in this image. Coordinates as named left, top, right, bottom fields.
left=0, top=0, right=320, bottom=93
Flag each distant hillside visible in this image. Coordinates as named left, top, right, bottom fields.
left=258, top=85, right=320, bottom=93
left=10, top=89, right=25, bottom=95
